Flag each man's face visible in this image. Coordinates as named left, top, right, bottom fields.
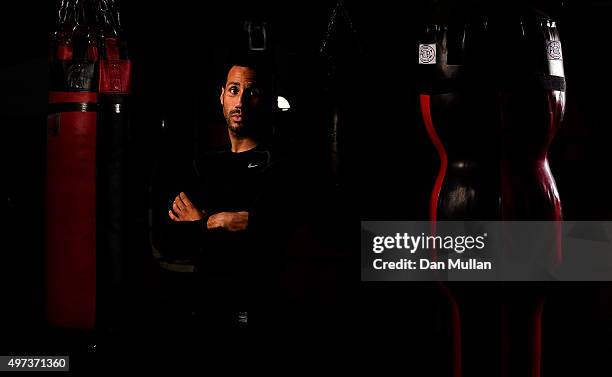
left=220, top=65, right=263, bottom=137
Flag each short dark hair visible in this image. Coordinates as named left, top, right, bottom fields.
left=220, top=51, right=274, bottom=92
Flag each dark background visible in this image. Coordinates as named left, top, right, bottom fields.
left=3, top=0, right=611, bottom=373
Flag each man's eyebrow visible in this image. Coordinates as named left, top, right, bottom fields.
left=226, top=81, right=241, bottom=87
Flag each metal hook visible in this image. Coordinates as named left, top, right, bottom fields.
left=244, top=20, right=267, bottom=51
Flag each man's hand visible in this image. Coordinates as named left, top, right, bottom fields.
left=168, top=192, right=205, bottom=222
left=207, top=211, right=249, bottom=232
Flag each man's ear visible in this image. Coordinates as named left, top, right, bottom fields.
left=220, top=87, right=224, bottom=106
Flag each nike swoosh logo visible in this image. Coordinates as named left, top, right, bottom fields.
left=247, top=163, right=259, bottom=168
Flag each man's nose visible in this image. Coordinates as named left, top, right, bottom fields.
left=237, top=90, right=251, bottom=107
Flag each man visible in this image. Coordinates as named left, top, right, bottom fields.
left=168, top=63, right=268, bottom=226
left=167, top=57, right=296, bottom=328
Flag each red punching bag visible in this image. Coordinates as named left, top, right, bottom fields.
left=46, top=1, right=99, bottom=329
left=46, top=0, right=132, bottom=330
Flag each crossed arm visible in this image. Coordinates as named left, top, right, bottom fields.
left=168, top=191, right=249, bottom=232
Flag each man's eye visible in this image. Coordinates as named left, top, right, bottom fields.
left=248, top=88, right=260, bottom=96
left=229, top=87, right=239, bottom=95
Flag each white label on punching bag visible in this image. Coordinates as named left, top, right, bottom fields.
left=546, top=41, right=563, bottom=60
left=419, top=44, right=437, bottom=64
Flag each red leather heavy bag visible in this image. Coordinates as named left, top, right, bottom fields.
left=46, top=26, right=99, bottom=329
left=46, top=0, right=133, bottom=329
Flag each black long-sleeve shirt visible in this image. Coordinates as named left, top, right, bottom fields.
left=188, top=144, right=289, bottom=280
left=171, top=142, right=306, bottom=320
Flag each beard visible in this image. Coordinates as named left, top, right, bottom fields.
left=224, top=105, right=269, bottom=138
left=226, top=115, right=246, bottom=136
left=225, top=107, right=244, bottom=136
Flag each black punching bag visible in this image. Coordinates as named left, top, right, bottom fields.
left=417, top=13, right=502, bottom=377
left=417, top=6, right=567, bottom=377
left=500, top=14, right=565, bottom=223
left=498, top=11, right=566, bottom=377
left=96, top=0, right=132, bottom=330
left=418, top=16, right=500, bottom=222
